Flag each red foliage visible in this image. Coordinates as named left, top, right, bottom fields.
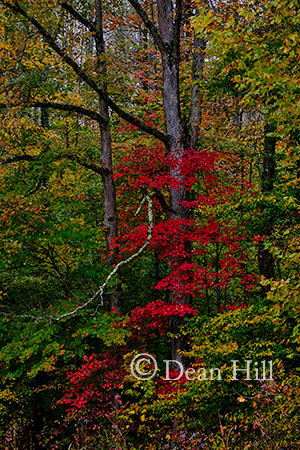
left=127, top=300, right=197, bottom=339
left=59, top=143, right=258, bottom=421
left=58, top=352, right=124, bottom=409
left=113, top=144, right=257, bottom=299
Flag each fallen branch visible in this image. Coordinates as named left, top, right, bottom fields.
left=0, top=195, right=154, bottom=323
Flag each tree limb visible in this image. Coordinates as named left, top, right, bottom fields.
left=60, top=1, right=100, bottom=37
left=1, top=1, right=170, bottom=146
left=35, top=101, right=108, bottom=124
left=54, top=194, right=153, bottom=321
left=0, top=195, right=154, bottom=323
left=0, top=155, right=34, bottom=164
left=70, top=155, right=110, bottom=176
left=0, top=153, right=110, bottom=176
left=0, top=101, right=108, bottom=124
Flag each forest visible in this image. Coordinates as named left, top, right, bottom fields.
left=0, top=0, right=299, bottom=448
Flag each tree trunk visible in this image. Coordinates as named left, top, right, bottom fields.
left=258, top=122, right=276, bottom=295
left=95, top=0, right=122, bottom=315
left=190, top=33, right=206, bottom=149
left=157, top=0, right=191, bottom=367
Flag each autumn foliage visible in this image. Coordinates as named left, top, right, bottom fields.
left=0, top=0, right=299, bottom=449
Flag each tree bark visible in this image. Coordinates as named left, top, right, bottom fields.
left=94, top=0, right=122, bottom=314
left=258, top=122, right=276, bottom=295
left=190, top=32, right=206, bottom=149
left=157, top=0, right=191, bottom=367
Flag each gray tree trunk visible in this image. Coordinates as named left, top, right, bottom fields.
left=156, top=0, right=192, bottom=366
left=95, top=0, right=122, bottom=314
left=190, top=33, right=206, bottom=149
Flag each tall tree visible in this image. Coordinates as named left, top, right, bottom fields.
left=258, top=122, right=276, bottom=293
left=1, top=0, right=208, bottom=365
left=94, top=0, right=123, bottom=313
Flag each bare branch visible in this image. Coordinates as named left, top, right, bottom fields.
left=54, top=194, right=153, bottom=321
left=60, top=1, right=99, bottom=35
left=0, top=196, right=154, bottom=323
left=35, top=102, right=108, bottom=124
left=0, top=152, right=110, bottom=176
left=0, top=155, right=34, bottom=164
left=0, top=311, right=46, bottom=322
left=0, top=101, right=107, bottom=124
left=70, top=155, right=110, bottom=176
